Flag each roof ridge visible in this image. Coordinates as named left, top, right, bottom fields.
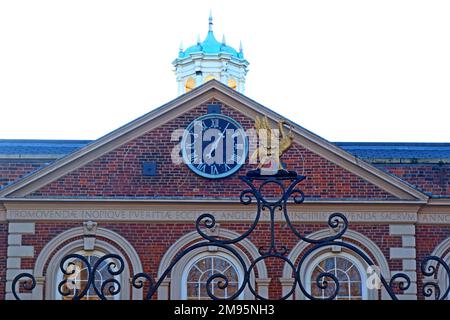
left=335, top=142, right=450, bottom=146
left=0, top=139, right=93, bottom=143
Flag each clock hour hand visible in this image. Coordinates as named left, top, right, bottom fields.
left=205, top=123, right=229, bottom=160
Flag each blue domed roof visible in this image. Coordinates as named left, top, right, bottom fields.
left=178, top=15, right=244, bottom=60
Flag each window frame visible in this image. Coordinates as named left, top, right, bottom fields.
left=181, top=252, right=244, bottom=300
left=304, top=251, right=369, bottom=300
left=55, top=249, right=122, bottom=300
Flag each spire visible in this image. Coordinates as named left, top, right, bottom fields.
left=238, top=41, right=244, bottom=58
left=178, top=41, right=184, bottom=58
left=197, top=34, right=201, bottom=45
left=222, top=34, right=226, bottom=45
left=208, top=10, right=213, bottom=32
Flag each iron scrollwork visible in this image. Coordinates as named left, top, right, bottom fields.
left=11, top=171, right=450, bottom=300
left=421, top=256, right=450, bottom=300
left=57, top=253, right=124, bottom=300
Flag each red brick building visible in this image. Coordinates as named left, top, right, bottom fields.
left=0, top=15, right=449, bottom=300
left=0, top=80, right=448, bottom=300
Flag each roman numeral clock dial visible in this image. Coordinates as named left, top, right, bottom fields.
left=181, top=114, right=248, bottom=179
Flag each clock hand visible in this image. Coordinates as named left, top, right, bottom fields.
left=205, top=133, right=224, bottom=160
left=205, top=123, right=230, bottom=160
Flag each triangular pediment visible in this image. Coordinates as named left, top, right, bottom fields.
left=0, top=80, right=428, bottom=202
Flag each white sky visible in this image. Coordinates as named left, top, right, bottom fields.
left=0, top=0, right=449, bottom=142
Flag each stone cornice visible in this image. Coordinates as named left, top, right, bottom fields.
left=427, top=198, right=450, bottom=205
left=0, top=197, right=426, bottom=205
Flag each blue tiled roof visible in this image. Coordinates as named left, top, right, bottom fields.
left=177, top=15, right=245, bottom=61
left=181, top=31, right=243, bottom=59
left=0, top=139, right=92, bottom=157
left=335, top=142, right=450, bottom=159
left=1, top=140, right=449, bottom=160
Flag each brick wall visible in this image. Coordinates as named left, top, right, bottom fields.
left=376, top=163, right=450, bottom=197
left=29, top=100, right=396, bottom=200
left=0, top=159, right=50, bottom=189
left=18, top=221, right=405, bottom=299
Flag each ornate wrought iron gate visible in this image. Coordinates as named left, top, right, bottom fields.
left=11, top=171, right=450, bottom=300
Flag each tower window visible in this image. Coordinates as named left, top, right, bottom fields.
left=185, top=78, right=195, bottom=93
left=204, top=75, right=217, bottom=83
left=228, top=78, right=237, bottom=90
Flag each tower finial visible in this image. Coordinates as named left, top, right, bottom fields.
left=222, top=34, right=226, bottom=45
left=178, top=41, right=184, bottom=58
left=197, top=34, right=201, bottom=45
left=238, top=41, right=244, bottom=58
left=209, top=10, right=213, bottom=32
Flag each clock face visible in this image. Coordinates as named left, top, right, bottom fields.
left=181, top=114, right=248, bottom=179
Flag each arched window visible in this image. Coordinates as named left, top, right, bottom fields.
left=34, top=227, right=142, bottom=300
left=182, top=253, right=242, bottom=300
left=185, top=77, right=195, bottom=92
left=56, top=250, right=120, bottom=300
left=158, top=230, right=266, bottom=300
left=228, top=78, right=237, bottom=90
left=305, top=253, right=368, bottom=300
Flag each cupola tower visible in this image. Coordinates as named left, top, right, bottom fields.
left=173, top=13, right=249, bottom=95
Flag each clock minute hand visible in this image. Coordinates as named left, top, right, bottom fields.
left=205, top=124, right=229, bottom=160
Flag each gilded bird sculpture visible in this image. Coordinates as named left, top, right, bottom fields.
left=250, top=115, right=294, bottom=173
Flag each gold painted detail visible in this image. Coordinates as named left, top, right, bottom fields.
left=185, top=78, right=195, bottom=92
left=250, top=116, right=294, bottom=170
